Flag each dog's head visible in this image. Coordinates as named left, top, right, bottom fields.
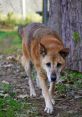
left=40, top=43, right=69, bottom=83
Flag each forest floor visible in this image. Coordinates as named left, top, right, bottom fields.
left=0, top=30, right=82, bottom=117
left=0, top=54, right=82, bottom=117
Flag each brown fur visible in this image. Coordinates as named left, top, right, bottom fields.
left=18, top=23, right=69, bottom=114
left=19, top=23, right=64, bottom=67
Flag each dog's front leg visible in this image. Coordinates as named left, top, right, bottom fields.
left=21, top=56, right=36, bottom=97
left=38, top=73, right=53, bottom=114
left=49, top=82, right=55, bottom=105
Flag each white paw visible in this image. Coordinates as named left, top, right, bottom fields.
left=44, top=105, right=53, bottom=114
left=30, top=91, right=36, bottom=97
left=51, top=99, right=55, bottom=105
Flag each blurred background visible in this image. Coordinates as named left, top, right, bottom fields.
left=0, top=0, right=42, bottom=25
left=0, top=0, right=43, bottom=54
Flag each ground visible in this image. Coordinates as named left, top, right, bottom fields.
left=0, top=30, right=82, bottom=117
left=0, top=54, right=82, bottom=117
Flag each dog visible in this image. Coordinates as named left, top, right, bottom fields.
left=18, top=23, right=69, bottom=114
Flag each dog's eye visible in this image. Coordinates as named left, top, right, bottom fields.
left=46, top=62, right=51, bottom=67
left=57, top=63, right=62, bottom=68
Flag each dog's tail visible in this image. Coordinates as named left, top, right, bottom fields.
left=18, top=25, right=23, bottom=38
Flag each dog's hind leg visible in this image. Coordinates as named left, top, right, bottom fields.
left=21, top=56, right=36, bottom=97
left=36, top=73, right=41, bottom=88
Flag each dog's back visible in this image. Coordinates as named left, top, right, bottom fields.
left=18, top=23, right=63, bottom=54
left=18, top=23, right=45, bottom=44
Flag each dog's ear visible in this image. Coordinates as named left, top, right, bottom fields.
left=40, top=43, right=47, bottom=57
left=59, top=48, right=69, bottom=59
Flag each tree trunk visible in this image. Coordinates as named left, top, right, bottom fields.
left=48, top=0, right=82, bottom=72
left=48, top=0, right=62, bottom=35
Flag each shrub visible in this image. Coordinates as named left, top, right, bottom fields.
left=0, top=12, right=42, bottom=29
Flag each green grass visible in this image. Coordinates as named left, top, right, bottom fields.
left=0, top=82, right=40, bottom=117
left=0, top=82, right=22, bottom=117
left=0, top=97, right=23, bottom=117
left=0, top=96, right=40, bottom=117
left=0, top=30, right=22, bottom=54
left=0, top=83, right=11, bottom=93
left=56, top=70, right=82, bottom=94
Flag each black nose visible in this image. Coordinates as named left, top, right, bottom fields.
left=51, top=73, right=56, bottom=82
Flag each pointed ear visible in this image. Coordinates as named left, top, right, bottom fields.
left=59, top=48, right=69, bottom=59
left=40, top=43, right=47, bottom=57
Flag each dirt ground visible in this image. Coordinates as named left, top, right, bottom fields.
left=0, top=54, right=82, bottom=117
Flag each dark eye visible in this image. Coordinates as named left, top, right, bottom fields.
left=46, top=62, right=51, bottom=67
left=57, top=63, right=62, bottom=68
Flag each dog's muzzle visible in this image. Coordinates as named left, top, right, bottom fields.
left=51, top=73, right=57, bottom=82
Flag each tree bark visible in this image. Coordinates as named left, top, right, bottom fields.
left=48, top=0, right=62, bottom=35
left=48, top=0, right=82, bottom=72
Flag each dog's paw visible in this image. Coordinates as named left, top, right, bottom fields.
left=44, top=104, right=53, bottom=114
left=30, top=93, right=36, bottom=97
left=30, top=91, right=36, bottom=97
left=51, top=98, right=55, bottom=105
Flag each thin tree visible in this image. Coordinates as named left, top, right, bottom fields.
left=22, top=0, right=26, bottom=20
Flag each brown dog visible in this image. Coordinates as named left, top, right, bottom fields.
left=18, top=23, right=69, bottom=114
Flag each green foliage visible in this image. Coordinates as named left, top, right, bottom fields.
left=0, top=82, right=16, bottom=98
left=0, top=31, right=20, bottom=40
left=56, top=83, right=67, bottom=94
left=0, top=97, right=22, bottom=117
left=0, top=12, right=7, bottom=21
left=0, top=96, right=40, bottom=117
left=56, top=70, right=82, bottom=94
left=61, top=70, right=82, bottom=82
left=0, top=81, right=39, bottom=117
left=25, top=12, right=42, bottom=24
left=0, top=83, right=11, bottom=93
left=0, top=12, right=42, bottom=29
left=0, top=31, right=22, bottom=54
left=73, top=32, right=80, bottom=43
left=74, top=79, right=82, bottom=89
